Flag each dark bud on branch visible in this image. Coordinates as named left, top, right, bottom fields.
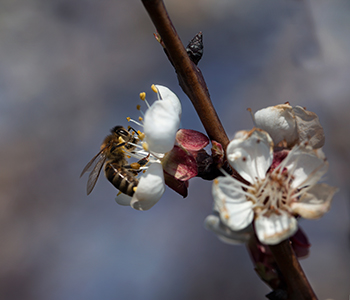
left=186, top=32, right=203, bottom=65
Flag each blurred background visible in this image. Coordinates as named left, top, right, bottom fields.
left=0, top=0, right=349, bottom=299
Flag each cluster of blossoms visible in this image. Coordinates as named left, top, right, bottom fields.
left=117, top=84, right=209, bottom=211
left=205, top=104, right=338, bottom=245
left=96, top=83, right=337, bottom=249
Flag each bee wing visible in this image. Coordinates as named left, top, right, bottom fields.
left=80, top=147, right=106, bottom=177
left=86, top=153, right=107, bottom=195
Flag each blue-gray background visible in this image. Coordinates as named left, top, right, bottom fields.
left=1, top=0, right=349, bottom=299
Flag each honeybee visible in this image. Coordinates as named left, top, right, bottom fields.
left=80, top=126, right=148, bottom=196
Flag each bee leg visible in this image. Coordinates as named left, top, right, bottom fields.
left=122, top=164, right=141, bottom=176
left=137, top=153, right=150, bottom=167
left=110, top=142, right=126, bottom=152
left=124, top=154, right=150, bottom=174
left=127, top=126, right=138, bottom=136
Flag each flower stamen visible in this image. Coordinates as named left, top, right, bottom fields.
left=219, top=168, right=253, bottom=191
left=139, top=92, right=151, bottom=108
left=151, top=84, right=158, bottom=94
left=247, top=107, right=257, bottom=127
left=126, top=117, right=143, bottom=127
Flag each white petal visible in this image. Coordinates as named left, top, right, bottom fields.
left=204, top=215, right=252, bottom=245
left=291, top=183, right=338, bottom=219
left=226, top=129, right=273, bottom=183
left=131, top=163, right=165, bottom=211
left=144, top=99, right=180, bottom=154
left=293, top=106, right=325, bottom=149
left=255, top=211, right=298, bottom=245
left=115, top=193, right=132, bottom=206
left=254, top=104, right=298, bottom=146
left=233, top=130, right=249, bottom=140
left=155, top=85, right=182, bottom=118
left=212, top=177, right=254, bottom=231
left=282, top=145, right=328, bottom=189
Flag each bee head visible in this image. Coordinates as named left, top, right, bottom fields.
left=111, top=125, right=133, bottom=143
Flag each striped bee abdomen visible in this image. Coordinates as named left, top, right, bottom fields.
left=104, top=162, right=139, bottom=197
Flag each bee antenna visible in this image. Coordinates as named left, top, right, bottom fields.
left=127, top=126, right=139, bottom=136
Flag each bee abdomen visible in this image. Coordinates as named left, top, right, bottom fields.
left=104, top=162, right=138, bottom=197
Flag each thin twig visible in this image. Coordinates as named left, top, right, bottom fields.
left=141, top=0, right=229, bottom=150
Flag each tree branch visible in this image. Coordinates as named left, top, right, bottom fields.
left=141, top=1, right=318, bottom=299
left=141, top=0, right=229, bottom=150
left=269, top=240, right=317, bottom=300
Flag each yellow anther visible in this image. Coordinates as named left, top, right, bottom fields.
left=117, top=191, right=122, bottom=196
left=127, top=155, right=131, bottom=159
left=136, top=104, right=141, bottom=110
left=127, top=117, right=131, bottom=122
left=151, top=84, right=158, bottom=93
left=138, top=116, right=143, bottom=122
left=142, top=142, right=149, bottom=152
left=143, top=170, right=146, bottom=173
left=138, top=132, right=145, bottom=141
left=133, top=187, right=137, bottom=192
left=139, top=92, right=146, bottom=100
left=130, top=162, right=141, bottom=169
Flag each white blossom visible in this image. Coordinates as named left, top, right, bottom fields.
left=254, top=103, right=325, bottom=149
left=144, top=85, right=181, bottom=154
left=211, top=128, right=337, bottom=245
left=117, top=85, right=182, bottom=210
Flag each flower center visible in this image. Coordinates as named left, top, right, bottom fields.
left=249, top=169, right=296, bottom=216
